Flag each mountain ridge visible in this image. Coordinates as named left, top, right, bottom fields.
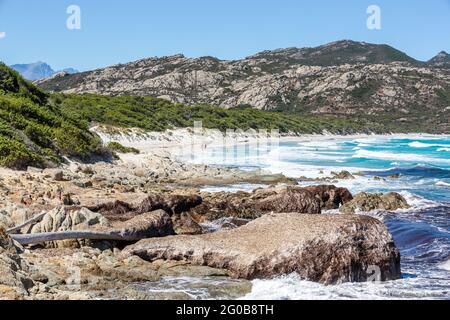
left=35, top=40, right=450, bottom=133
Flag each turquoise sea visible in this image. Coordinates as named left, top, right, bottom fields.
left=181, top=135, right=450, bottom=299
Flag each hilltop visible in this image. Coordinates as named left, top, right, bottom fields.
left=35, top=40, right=450, bottom=132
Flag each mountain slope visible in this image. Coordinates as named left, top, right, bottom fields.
left=249, top=40, right=421, bottom=68
left=36, top=41, right=450, bottom=133
left=0, top=63, right=105, bottom=169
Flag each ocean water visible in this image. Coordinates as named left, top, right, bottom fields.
left=168, top=135, right=450, bottom=300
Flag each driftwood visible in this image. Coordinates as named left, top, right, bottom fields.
left=6, top=211, right=47, bottom=234
left=8, top=210, right=175, bottom=246
left=11, top=230, right=147, bottom=245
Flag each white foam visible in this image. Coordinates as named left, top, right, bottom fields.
left=437, top=148, right=450, bottom=152
left=399, top=191, right=441, bottom=210
left=409, top=141, right=450, bottom=149
left=436, top=181, right=450, bottom=187
left=200, top=183, right=266, bottom=193
left=353, top=150, right=450, bottom=165
left=241, top=273, right=450, bottom=300
left=439, top=259, right=450, bottom=271
left=409, top=142, right=433, bottom=148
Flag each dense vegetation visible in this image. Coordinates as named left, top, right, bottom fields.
left=0, top=63, right=106, bottom=169
left=1, top=63, right=444, bottom=169
left=53, top=93, right=409, bottom=135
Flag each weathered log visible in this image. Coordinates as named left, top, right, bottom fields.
left=11, top=230, right=145, bottom=245
left=9, top=210, right=175, bottom=246
left=6, top=211, right=47, bottom=234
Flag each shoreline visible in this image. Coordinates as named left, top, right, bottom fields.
left=0, top=129, right=449, bottom=300
left=92, top=125, right=450, bottom=152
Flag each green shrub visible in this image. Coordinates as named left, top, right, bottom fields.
left=106, top=141, right=140, bottom=154
left=0, top=64, right=107, bottom=169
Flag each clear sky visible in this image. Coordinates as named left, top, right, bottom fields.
left=0, top=0, right=449, bottom=71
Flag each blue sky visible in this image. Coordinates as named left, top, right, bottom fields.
left=0, top=0, right=449, bottom=71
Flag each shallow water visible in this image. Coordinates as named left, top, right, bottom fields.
left=149, top=135, right=450, bottom=300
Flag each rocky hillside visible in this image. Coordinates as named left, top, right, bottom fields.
left=36, top=41, right=450, bottom=130
left=428, top=51, right=450, bottom=68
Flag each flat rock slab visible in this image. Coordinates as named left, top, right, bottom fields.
left=121, top=213, right=401, bottom=285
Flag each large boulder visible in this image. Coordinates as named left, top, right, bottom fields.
left=121, top=213, right=401, bottom=285
left=339, top=192, right=410, bottom=214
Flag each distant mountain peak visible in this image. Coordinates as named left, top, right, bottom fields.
left=10, top=62, right=78, bottom=81
left=428, top=51, right=450, bottom=67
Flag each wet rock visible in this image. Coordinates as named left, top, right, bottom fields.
left=121, top=213, right=401, bottom=285
left=331, top=170, right=355, bottom=180
left=339, top=192, right=410, bottom=214
left=304, top=185, right=353, bottom=210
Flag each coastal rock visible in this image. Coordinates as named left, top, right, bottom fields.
left=339, top=192, right=410, bottom=214
left=136, top=194, right=203, bottom=216
left=172, top=213, right=203, bottom=235
left=304, top=185, right=353, bottom=210
left=194, top=185, right=353, bottom=220
left=110, top=210, right=175, bottom=239
left=30, top=207, right=109, bottom=234
left=29, top=207, right=110, bottom=248
left=331, top=170, right=356, bottom=180
left=0, top=226, right=35, bottom=299
left=88, top=200, right=136, bottom=222
left=121, top=213, right=401, bottom=284
left=88, top=194, right=203, bottom=222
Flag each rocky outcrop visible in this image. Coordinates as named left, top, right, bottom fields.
left=339, top=192, right=410, bottom=214
left=86, top=185, right=353, bottom=224
left=121, top=213, right=401, bottom=285
left=136, top=194, right=203, bottom=216
left=194, top=185, right=353, bottom=220
left=303, top=185, right=353, bottom=210
left=29, top=207, right=109, bottom=234
left=11, top=208, right=175, bottom=247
